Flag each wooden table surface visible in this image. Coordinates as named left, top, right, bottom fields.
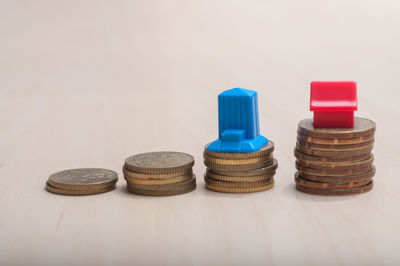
left=1, top=1, right=400, bottom=265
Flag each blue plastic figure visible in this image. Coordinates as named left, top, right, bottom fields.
left=207, top=88, right=269, bottom=153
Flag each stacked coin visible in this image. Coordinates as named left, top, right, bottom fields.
left=46, top=168, right=118, bottom=195
left=203, top=141, right=278, bottom=193
left=123, top=152, right=196, bottom=196
left=294, top=117, right=376, bottom=196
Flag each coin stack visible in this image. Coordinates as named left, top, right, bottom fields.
left=294, top=117, right=376, bottom=196
left=123, top=152, right=196, bottom=196
left=46, top=168, right=118, bottom=196
left=203, top=141, right=278, bottom=193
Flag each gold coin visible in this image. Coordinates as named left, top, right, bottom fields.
left=205, top=180, right=274, bottom=193
left=204, top=158, right=274, bottom=171
left=127, top=183, right=196, bottom=196
left=46, top=181, right=116, bottom=196
left=127, top=176, right=196, bottom=191
left=206, top=170, right=275, bottom=182
left=298, top=117, right=376, bottom=139
left=123, top=167, right=192, bottom=179
left=297, top=132, right=374, bottom=145
left=209, top=159, right=278, bottom=176
left=125, top=152, right=194, bottom=173
left=48, top=168, right=118, bottom=191
left=124, top=172, right=193, bottom=185
left=204, top=175, right=273, bottom=188
left=296, top=155, right=374, bottom=171
left=203, top=152, right=272, bottom=165
left=204, top=141, right=274, bottom=159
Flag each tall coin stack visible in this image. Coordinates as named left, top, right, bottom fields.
left=294, top=117, right=376, bottom=196
left=123, top=152, right=196, bottom=196
left=204, top=141, right=278, bottom=193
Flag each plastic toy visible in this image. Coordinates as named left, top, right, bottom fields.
left=206, top=88, right=268, bottom=153
left=310, top=81, right=358, bottom=128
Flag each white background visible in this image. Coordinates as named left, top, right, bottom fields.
left=1, top=1, right=400, bottom=265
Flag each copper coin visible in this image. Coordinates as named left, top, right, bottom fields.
left=48, top=168, right=118, bottom=191
left=297, top=132, right=374, bottom=145
left=204, top=174, right=273, bottom=188
left=125, top=152, right=194, bottom=173
left=294, top=149, right=371, bottom=163
left=297, top=166, right=376, bottom=183
left=296, top=180, right=373, bottom=196
left=205, top=179, right=274, bottom=193
left=297, top=138, right=374, bottom=150
left=204, top=141, right=274, bottom=159
left=296, top=143, right=373, bottom=157
left=209, top=159, right=278, bottom=176
left=46, top=181, right=116, bottom=196
left=296, top=161, right=372, bottom=176
left=294, top=172, right=372, bottom=189
left=298, top=117, right=376, bottom=139
left=296, top=155, right=374, bottom=171
left=206, top=169, right=275, bottom=182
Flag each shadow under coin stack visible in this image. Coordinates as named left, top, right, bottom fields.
left=123, top=152, right=196, bottom=196
left=295, top=117, right=376, bottom=196
left=204, top=141, right=278, bottom=193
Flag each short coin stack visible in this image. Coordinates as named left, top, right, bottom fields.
left=46, top=168, right=118, bottom=195
left=203, top=141, right=278, bottom=193
left=123, top=152, right=196, bottom=196
left=294, top=117, right=376, bottom=196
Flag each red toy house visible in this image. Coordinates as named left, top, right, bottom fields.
left=310, top=81, right=358, bottom=128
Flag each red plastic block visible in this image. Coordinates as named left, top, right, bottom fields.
left=310, top=81, right=357, bottom=128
